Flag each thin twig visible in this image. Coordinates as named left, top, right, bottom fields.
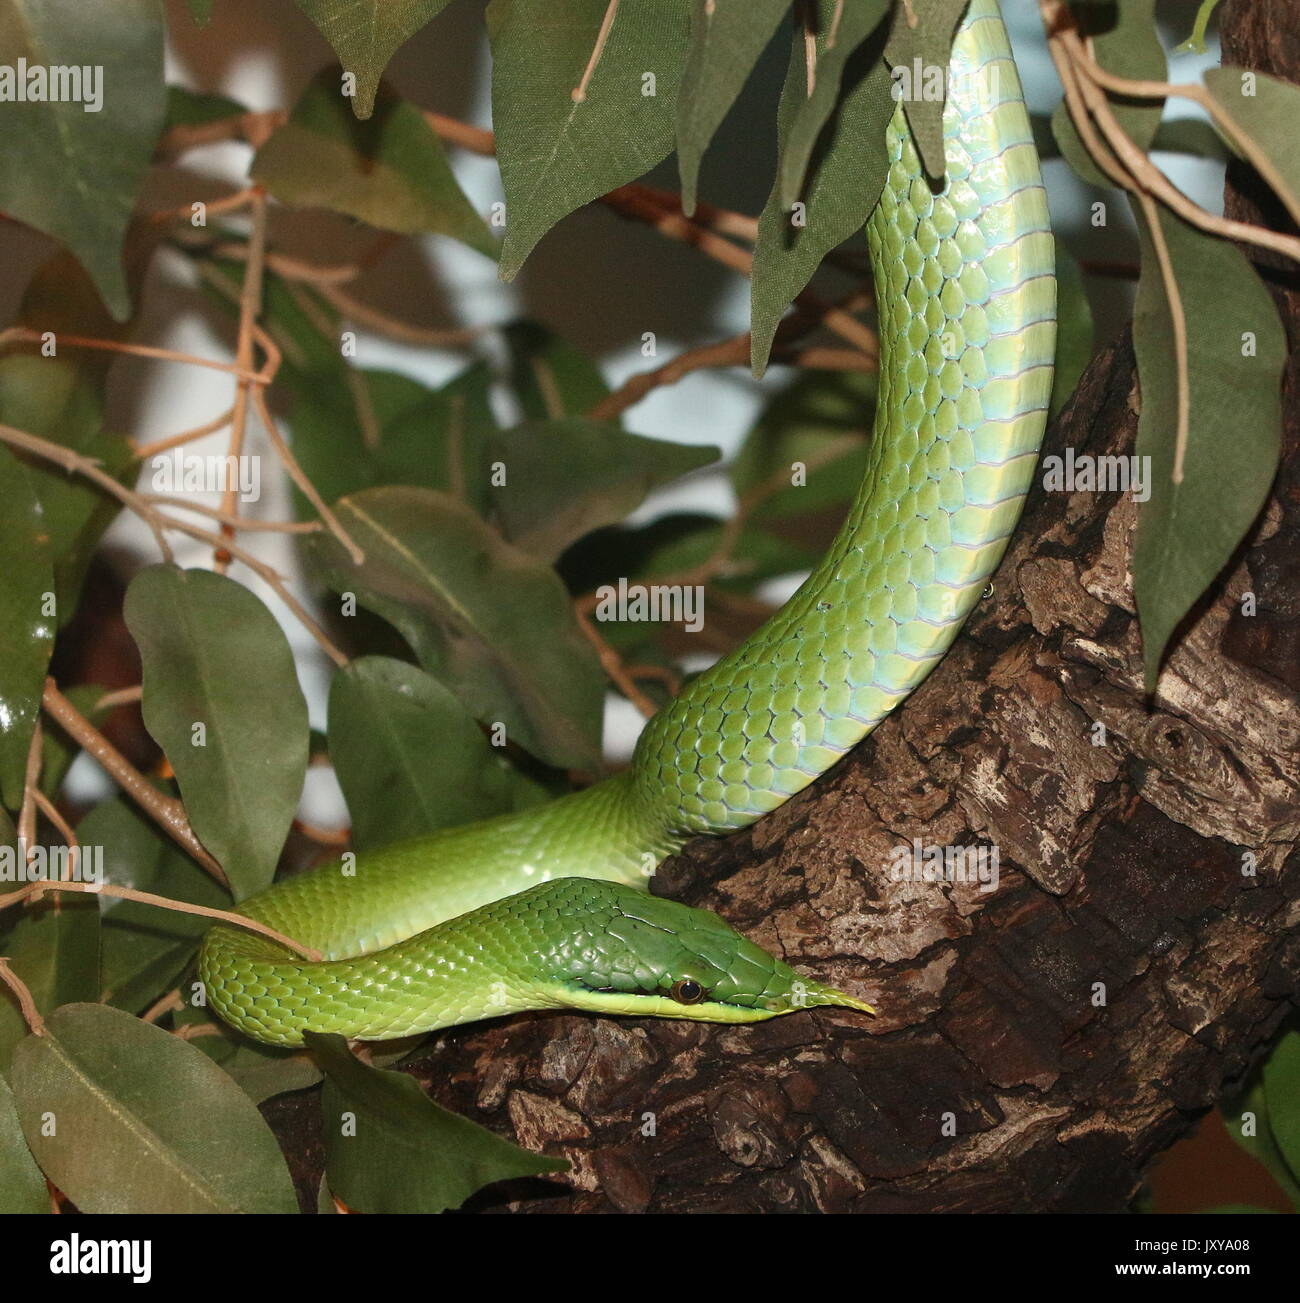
left=217, top=186, right=269, bottom=572
left=133, top=406, right=235, bottom=460
left=0, top=959, right=44, bottom=1036
left=0, top=328, right=270, bottom=386
left=1, top=880, right=322, bottom=963
left=252, top=387, right=364, bottom=563
left=41, top=679, right=228, bottom=885
left=31, top=790, right=79, bottom=881
left=16, top=719, right=43, bottom=861
left=575, top=607, right=659, bottom=718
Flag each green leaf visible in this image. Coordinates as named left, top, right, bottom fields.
left=881, top=0, right=967, bottom=182
left=1050, top=243, right=1094, bottom=419
left=731, top=367, right=875, bottom=524
left=489, top=0, right=691, bottom=280
left=491, top=419, right=719, bottom=560
left=0, top=0, right=166, bottom=317
left=1131, top=207, right=1285, bottom=689
left=0, top=893, right=100, bottom=1075
left=81, top=796, right=230, bottom=1014
left=123, top=565, right=310, bottom=898
left=307, top=1031, right=566, bottom=1213
left=0, top=1073, right=46, bottom=1213
left=1203, top=67, right=1300, bottom=224
left=295, top=0, right=453, bottom=120
left=782, top=0, right=890, bottom=205
left=1051, top=0, right=1165, bottom=189
left=329, top=656, right=548, bottom=852
left=252, top=73, right=494, bottom=255
left=165, top=85, right=245, bottom=128
left=185, top=0, right=213, bottom=23
left=0, top=447, right=55, bottom=810
left=0, top=355, right=132, bottom=622
left=10, top=1003, right=298, bottom=1213
left=676, top=0, right=791, bottom=214
left=1261, top=1029, right=1300, bottom=1188
left=502, top=320, right=611, bottom=421
left=634, top=515, right=817, bottom=589
left=292, top=363, right=498, bottom=518
left=750, top=21, right=894, bottom=373
left=171, top=1003, right=323, bottom=1105
left=303, top=487, right=605, bottom=771
left=1222, top=1064, right=1300, bottom=1209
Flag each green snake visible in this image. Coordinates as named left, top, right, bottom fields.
left=201, top=0, right=1056, bottom=1048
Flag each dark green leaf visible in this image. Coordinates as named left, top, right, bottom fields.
left=252, top=73, right=494, bottom=255
left=1203, top=67, right=1300, bottom=223
left=731, top=367, right=874, bottom=523
left=489, top=0, right=691, bottom=280
left=782, top=0, right=890, bottom=205
left=0, top=447, right=55, bottom=810
left=165, top=85, right=246, bottom=128
left=329, top=656, right=548, bottom=851
left=291, top=363, right=498, bottom=517
left=0, top=0, right=166, bottom=317
left=0, top=1073, right=46, bottom=1213
left=171, top=1003, right=323, bottom=1105
left=295, top=0, right=454, bottom=119
left=308, top=1031, right=565, bottom=1213
left=1261, top=1029, right=1300, bottom=1188
left=11, top=1003, right=297, bottom=1212
left=124, top=565, right=310, bottom=898
left=750, top=23, right=893, bottom=373
left=491, top=418, right=719, bottom=560
left=502, top=321, right=611, bottom=421
left=0, top=893, right=100, bottom=1075
left=676, top=0, right=791, bottom=214
left=0, top=355, right=132, bottom=621
left=81, top=796, right=230, bottom=1014
left=304, top=487, right=605, bottom=770
left=882, top=0, right=967, bottom=182
left=1131, top=207, right=1285, bottom=689
left=1051, top=0, right=1165, bottom=189
left=1222, top=1065, right=1300, bottom=1209
left=1050, top=243, right=1094, bottom=419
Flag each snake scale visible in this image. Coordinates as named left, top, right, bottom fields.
left=201, top=0, right=1056, bottom=1047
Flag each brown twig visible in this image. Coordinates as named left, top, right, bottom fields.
left=575, top=607, right=659, bottom=718
left=40, top=679, right=228, bottom=886
left=217, top=186, right=268, bottom=572
left=1, top=880, right=322, bottom=963
left=0, top=958, right=45, bottom=1036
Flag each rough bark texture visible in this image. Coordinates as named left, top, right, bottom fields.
left=265, top=0, right=1300, bottom=1212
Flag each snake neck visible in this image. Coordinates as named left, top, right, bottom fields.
left=628, top=0, right=1055, bottom=839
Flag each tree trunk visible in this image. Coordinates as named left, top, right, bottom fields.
left=266, top=0, right=1300, bottom=1213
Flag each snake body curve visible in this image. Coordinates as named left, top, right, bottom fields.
left=201, top=0, right=1056, bottom=1047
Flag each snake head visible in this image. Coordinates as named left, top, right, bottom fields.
left=530, top=879, right=874, bottom=1025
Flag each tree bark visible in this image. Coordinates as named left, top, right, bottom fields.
left=266, top=0, right=1300, bottom=1213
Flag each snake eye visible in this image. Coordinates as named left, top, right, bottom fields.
left=670, top=978, right=706, bottom=1005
